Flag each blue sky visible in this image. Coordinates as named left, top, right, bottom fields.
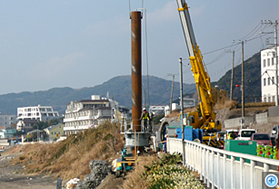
left=0, top=0, right=278, bottom=95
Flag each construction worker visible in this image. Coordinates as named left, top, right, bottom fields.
left=140, top=108, right=150, bottom=132
left=228, top=132, right=234, bottom=140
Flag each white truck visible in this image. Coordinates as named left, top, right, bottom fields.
left=235, top=129, right=256, bottom=141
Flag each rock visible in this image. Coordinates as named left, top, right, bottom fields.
left=74, top=160, right=112, bottom=189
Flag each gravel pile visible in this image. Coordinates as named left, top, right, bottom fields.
left=74, top=160, right=112, bottom=189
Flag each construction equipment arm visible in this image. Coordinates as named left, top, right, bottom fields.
left=176, top=0, right=220, bottom=131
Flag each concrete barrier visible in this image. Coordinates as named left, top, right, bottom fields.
left=255, top=112, right=268, bottom=124
left=269, top=106, right=279, bottom=117
left=224, top=117, right=254, bottom=128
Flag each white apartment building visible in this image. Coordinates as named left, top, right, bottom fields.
left=164, top=97, right=197, bottom=116
left=261, top=46, right=279, bottom=103
left=63, top=95, right=112, bottom=135
left=0, top=113, right=16, bottom=127
left=17, top=105, right=59, bottom=121
left=149, top=105, right=165, bottom=116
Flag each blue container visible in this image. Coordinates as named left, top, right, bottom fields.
left=176, top=126, right=193, bottom=140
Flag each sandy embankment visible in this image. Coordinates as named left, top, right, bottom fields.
left=0, top=149, right=57, bottom=189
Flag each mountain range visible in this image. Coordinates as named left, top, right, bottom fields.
left=0, top=51, right=261, bottom=115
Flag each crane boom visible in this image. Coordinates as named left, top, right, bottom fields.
left=176, top=1, right=221, bottom=131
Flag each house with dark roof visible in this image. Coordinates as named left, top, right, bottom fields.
left=16, top=119, right=38, bottom=132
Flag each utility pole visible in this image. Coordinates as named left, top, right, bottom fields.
left=230, top=51, right=235, bottom=101
left=241, top=41, right=245, bottom=118
left=275, top=20, right=278, bottom=106
left=179, top=58, right=185, bottom=165
left=167, top=74, right=175, bottom=114
left=37, top=124, right=39, bottom=142
left=262, top=20, right=278, bottom=106
left=143, top=88, right=146, bottom=109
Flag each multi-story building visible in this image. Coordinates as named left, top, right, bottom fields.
left=149, top=105, right=165, bottom=116
left=0, top=113, right=16, bottom=127
left=261, top=46, right=279, bottom=103
left=63, top=95, right=112, bottom=135
left=17, top=105, right=59, bottom=121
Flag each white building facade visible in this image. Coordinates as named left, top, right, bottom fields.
left=17, top=105, right=59, bottom=121
left=261, top=46, right=279, bottom=103
left=63, top=95, right=112, bottom=135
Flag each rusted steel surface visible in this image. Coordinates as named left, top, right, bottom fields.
left=131, top=11, right=142, bottom=132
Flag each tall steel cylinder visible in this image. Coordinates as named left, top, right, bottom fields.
left=131, top=11, right=142, bottom=132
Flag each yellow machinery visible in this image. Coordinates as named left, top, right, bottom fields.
left=176, top=0, right=221, bottom=132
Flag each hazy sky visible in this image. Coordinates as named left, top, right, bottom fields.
left=0, top=0, right=278, bottom=95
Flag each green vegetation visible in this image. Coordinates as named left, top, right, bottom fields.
left=152, top=114, right=164, bottom=125
left=142, top=153, right=205, bottom=189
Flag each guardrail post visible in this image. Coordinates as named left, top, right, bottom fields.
left=231, top=156, right=235, bottom=189
left=211, top=150, right=214, bottom=189
left=223, top=154, right=226, bottom=188
left=250, top=160, right=255, bottom=189
left=203, top=148, right=206, bottom=184
left=207, top=150, right=210, bottom=188
left=199, top=146, right=202, bottom=174
left=217, top=152, right=220, bottom=188
left=240, top=157, right=244, bottom=189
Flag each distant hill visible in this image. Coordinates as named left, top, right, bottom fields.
left=0, top=76, right=196, bottom=115
left=0, top=51, right=262, bottom=115
left=213, top=51, right=261, bottom=103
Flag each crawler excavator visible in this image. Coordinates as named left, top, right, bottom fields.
left=158, top=0, right=222, bottom=148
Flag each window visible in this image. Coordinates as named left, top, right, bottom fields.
left=268, top=96, right=271, bottom=102
left=272, top=58, right=274, bottom=65
left=273, top=96, right=275, bottom=102
left=272, top=77, right=275, bottom=84
left=264, top=78, right=266, bottom=86
left=263, top=59, right=266, bottom=67
left=268, top=78, right=270, bottom=85
left=51, top=132, right=53, bottom=135
left=263, top=97, right=266, bottom=102
left=268, top=58, right=270, bottom=66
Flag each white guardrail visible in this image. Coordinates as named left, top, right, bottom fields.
left=167, top=138, right=279, bottom=189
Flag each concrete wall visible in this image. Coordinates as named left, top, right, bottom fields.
left=269, top=106, right=279, bottom=117
left=268, top=116, right=279, bottom=123
left=224, top=116, right=254, bottom=128
left=255, top=112, right=268, bottom=124
left=224, top=109, right=279, bottom=129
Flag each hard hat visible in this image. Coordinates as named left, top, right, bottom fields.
left=143, top=108, right=146, bottom=111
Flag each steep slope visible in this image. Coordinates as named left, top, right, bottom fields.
left=213, top=51, right=261, bottom=103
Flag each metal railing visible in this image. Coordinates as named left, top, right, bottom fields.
left=167, top=138, right=279, bottom=189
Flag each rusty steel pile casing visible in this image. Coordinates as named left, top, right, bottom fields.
left=131, top=11, right=142, bottom=132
